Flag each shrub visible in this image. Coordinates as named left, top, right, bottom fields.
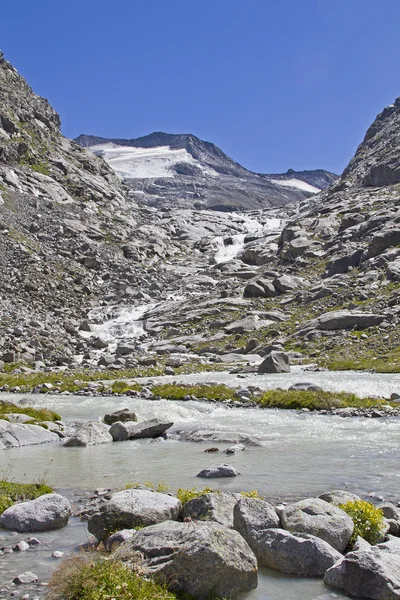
left=47, top=556, right=177, bottom=600
left=175, top=486, right=217, bottom=505
left=339, top=499, right=385, bottom=548
left=240, top=490, right=264, bottom=499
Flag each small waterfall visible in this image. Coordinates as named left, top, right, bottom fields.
left=90, top=303, right=156, bottom=343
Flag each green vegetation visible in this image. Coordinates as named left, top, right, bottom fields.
left=47, top=557, right=178, bottom=600
left=340, top=500, right=385, bottom=548
left=240, top=490, right=264, bottom=499
left=151, top=383, right=238, bottom=402
left=256, top=389, right=394, bottom=411
left=0, top=479, right=53, bottom=514
left=175, top=486, right=216, bottom=505
left=0, top=400, right=61, bottom=422
left=125, top=481, right=170, bottom=494
left=29, top=161, right=50, bottom=176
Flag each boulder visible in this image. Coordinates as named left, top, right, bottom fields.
left=244, top=527, right=342, bottom=576
left=182, top=492, right=240, bottom=528
left=13, top=572, right=39, bottom=584
left=258, top=351, right=290, bottom=374
left=104, top=408, right=138, bottom=425
left=273, top=274, right=308, bottom=293
left=105, top=528, right=136, bottom=551
left=224, top=443, right=246, bottom=454
left=281, top=497, right=354, bottom=552
left=185, top=430, right=263, bottom=446
left=233, top=497, right=280, bottom=543
left=87, top=489, right=181, bottom=541
left=63, top=420, right=112, bottom=447
left=366, top=228, right=400, bottom=259
left=324, top=550, right=400, bottom=600
left=196, top=464, right=240, bottom=478
left=0, top=493, right=71, bottom=532
left=115, top=520, right=258, bottom=598
left=319, top=490, right=361, bottom=506
left=289, top=382, right=323, bottom=392
left=0, top=421, right=59, bottom=450
left=109, top=418, right=173, bottom=441
left=305, top=310, right=384, bottom=331
left=224, top=316, right=262, bottom=333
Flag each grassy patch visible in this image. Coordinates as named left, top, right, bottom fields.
left=125, top=481, right=170, bottom=494
left=151, top=383, right=237, bottom=402
left=256, top=389, right=392, bottom=411
left=0, top=401, right=60, bottom=422
left=0, top=479, right=53, bottom=514
left=47, top=556, right=178, bottom=600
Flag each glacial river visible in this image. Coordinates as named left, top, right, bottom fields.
left=1, top=370, right=400, bottom=599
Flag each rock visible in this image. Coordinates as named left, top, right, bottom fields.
left=105, top=528, right=136, bottom=551
left=0, top=494, right=71, bottom=532
left=12, top=572, right=39, bottom=584
left=63, top=420, right=112, bottom=447
left=245, top=527, right=342, bottom=576
left=116, top=344, right=135, bottom=356
left=87, top=489, right=182, bottom=541
left=258, top=351, right=290, bottom=373
left=0, top=421, right=59, bottom=450
left=319, top=490, right=361, bottom=506
left=353, top=536, right=372, bottom=552
left=185, top=430, right=263, bottom=446
left=27, top=537, right=40, bottom=547
left=224, top=443, right=246, bottom=454
left=305, top=310, right=384, bottom=331
left=366, top=228, right=400, bottom=259
left=182, top=492, right=240, bottom=528
left=289, top=382, right=323, bottom=392
left=115, top=520, right=258, bottom=598
left=233, top=497, right=281, bottom=543
left=52, top=550, right=64, bottom=558
left=273, top=274, right=308, bottom=293
left=13, top=540, right=30, bottom=551
left=109, top=418, right=173, bottom=441
left=281, top=497, right=354, bottom=552
left=324, top=550, right=400, bottom=600
left=104, top=408, right=138, bottom=425
left=196, top=464, right=240, bottom=478
left=225, top=316, right=263, bottom=333
left=92, top=336, right=109, bottom=349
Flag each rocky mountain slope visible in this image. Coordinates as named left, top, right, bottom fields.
left=0, top=53, right=400, bottom=377
left=75, top=132, right=336, bottom=211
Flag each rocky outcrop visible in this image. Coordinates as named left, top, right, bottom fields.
left=0, top=493, right=71, bottom=531
left=115, top=520, right=258, bottom=598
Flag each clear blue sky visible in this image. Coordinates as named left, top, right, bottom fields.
left=2, top=0, right=400, bottom=174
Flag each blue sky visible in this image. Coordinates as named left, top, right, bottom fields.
left=2, top=0, right=400, bottom=174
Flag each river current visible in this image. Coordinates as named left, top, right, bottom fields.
left=1, top=370, right=399, bottom=599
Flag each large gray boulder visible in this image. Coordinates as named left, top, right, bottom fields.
left=87, top=489, right=181, bottom=541
left=104, top=408, right=137, bottom=425
left=0, top=493, right=71, bottom=532
left=116, top=520, right=258, bottom=598
left=247, top=528, right=342, bottom=576
left=305, top=310, right=384, bottom=331
left=258, top=351, right=290, bottom=374
left=324, top=550, right=400, bottom=600
left=281, top=497, right=354, bottom=552
left=182, top=492, right=241, bottom=528
left=196, top=464, right=240, bottom=478
left=233, top=497, right=280, bottom=544
left=109, top=418, right=173, bottom=441
left=366, top=228, right=400, bottom=259
left=319, top=490, right=361, bottom=506
left=0, top=420, right=59, bottom=450
left=63, top=420, right=112, bottom=447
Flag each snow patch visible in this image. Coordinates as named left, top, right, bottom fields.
left=89, top=143, right=218, bottom=179
left=270, top=178, right=320, bottom=194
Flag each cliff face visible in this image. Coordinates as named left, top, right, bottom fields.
left=341, top=97, right=400, bottom=187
